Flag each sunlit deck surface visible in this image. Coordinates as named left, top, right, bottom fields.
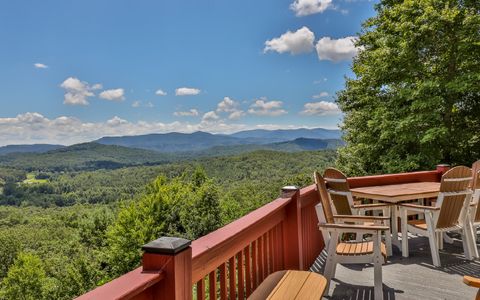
left=311, top=232, right=480, bottom=300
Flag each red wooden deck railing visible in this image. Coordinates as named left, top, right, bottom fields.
left=77, top=167, right=447, bottom=300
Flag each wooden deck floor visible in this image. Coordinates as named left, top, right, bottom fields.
left=310, top=232, right=480, bottom=300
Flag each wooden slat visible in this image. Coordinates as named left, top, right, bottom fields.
left=209, top=270, right=217, bottom=300
left=258, top=236, right=264, bottom=283
left=196, top=279, right=205, bottom=300
left=229, top=257, right=236, bottom=299
left=219, top=263, right=227, bottom=299
left=263, top=232, right=268, bottom=277
left=269, top=229, right=274, bottom=274
left=237, top=251, right=245, bottom=299
left=252, top=240, right=258, bottom=290
left=350, top=182, right=441, bottom=203
left=294, top=272, right=327, bottom=300
left=267, top=270, right=309, bottom=299
left=244, top=245, right=252, bottom=297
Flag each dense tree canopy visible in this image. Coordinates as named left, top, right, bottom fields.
left=337, top=0, right=480, bottom=175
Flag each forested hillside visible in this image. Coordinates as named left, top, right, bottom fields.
left=0, top=149, right=336, bottom=299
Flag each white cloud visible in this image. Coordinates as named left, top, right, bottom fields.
left=145, top=102, right=154, bottom=108
left=174, top=109, right=199, bottom=117
left=202, top=111, right=220, bottom=123
left=155, top=89, right=167, bottom=96
left=290, top=0, right=333, bottom=16
left=301, top=101, right=341, bottom=116
left=175, top=87, right=201, bottom=96
left=315, top=36, right=359, bottom=61
left=248, top=98, right=288, bottom=116
left=60, top=77, right=95, bottom=106
left=0, top=112, right=336, bottom=146
left=216, top=97, right=246, bottom=120
left=91, top=83, right=103, bottom=90
left=228, top=110, right=246, bottom=120
left=34, top=63, right=48, bottom=69
left=312, top=92, right=329, bottom=99
left=264, top=27, right=315, bottom=55
left=99, top=88, right=125, bottom=101
left=132, top=101, right=141, bottom=108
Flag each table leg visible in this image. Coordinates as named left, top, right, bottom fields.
left=391, top=205, right=400, bottom=248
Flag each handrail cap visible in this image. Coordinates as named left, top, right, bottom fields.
left=142, top=237, right=191, bottom=255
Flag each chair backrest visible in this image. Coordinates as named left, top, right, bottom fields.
left=435, top=166, right=473, bottom=229
left=314, top=171, right=335, bottom=224
left=471, top=160, right=480, bottom=223
left=323, top=168, right=353, bottom=215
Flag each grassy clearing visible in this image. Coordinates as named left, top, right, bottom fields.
left=22, top=173, right=48, bottom=184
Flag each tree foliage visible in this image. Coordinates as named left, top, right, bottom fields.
left=337, top=0, right=480, bottom=175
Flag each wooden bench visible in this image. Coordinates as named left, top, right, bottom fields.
left=248, top=270, right=327, bottom=300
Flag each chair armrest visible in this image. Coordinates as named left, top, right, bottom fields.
left=464, top=275, right=480, bottom=288
left=399, top=203, right=440, bottom=213
left=333, top=215, right=390, bottom=221
left=319, top=223, right=389, bottom=233
left=353, top=203, right=391, bottom=209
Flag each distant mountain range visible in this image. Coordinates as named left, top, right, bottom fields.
left=95, top=128, right=341, bottom=152
left=0, top=128, right=342, bottom=157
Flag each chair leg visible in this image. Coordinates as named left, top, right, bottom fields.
left=373, top=233, right=384, bottom=300
left=323, top=232, right=339, bottom=294
left=400, top=207, right=409, bottom=257
left=443, top=232, right=454, bottom=244
left=461, top=228, right=472, bottom=260
left=426, top=214, right=440, bottom=267
left=437, top=232, right=444, bottom=250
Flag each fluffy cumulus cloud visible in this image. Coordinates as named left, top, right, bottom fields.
left=60, top=77, right=97, bottom=106
left=174, top=109, right=199, bottom=117
left=99, top=88, right=125, bottom=101
left=0, top=112, right=323, bottom=146
left=315, top=36, right=359, bottom=61
left=312, top=92, right=329, bottom=99
left=155, top=89, right=167, bottom=96
left=264, top=27, right=315, bottom=55
left=34, top=63, right=48, bottom=69
left=201, top=111, right=220, bottom=123
left=175, top=87, right=201, bottom=96
left=216, top=97, right=246, bottom=120
left=248, top=98, right=288, bottom=116
left=290, top=0, right=333, bottom=16
left=132, top=101, right=141, bottom=108
left=301, top=101, right=341, bottom=116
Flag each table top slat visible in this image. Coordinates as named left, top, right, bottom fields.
left=350, top=182, right=440, bottom=203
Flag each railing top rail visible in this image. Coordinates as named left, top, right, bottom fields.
left=75, top=267, right=165, bottom=300
left=347, top=170, right=442, bottom=188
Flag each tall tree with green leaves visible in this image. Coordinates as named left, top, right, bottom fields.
left=337, top=0, right=480, bottom=175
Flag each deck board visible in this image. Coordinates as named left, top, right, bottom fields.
left=310, top=231, right=480, bottom=299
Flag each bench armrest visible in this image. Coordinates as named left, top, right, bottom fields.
left=399, top=203, right=440, bottom=213
left=319, top=223, right=389, bottom=233
left=464, top=275, right=480, bottom=288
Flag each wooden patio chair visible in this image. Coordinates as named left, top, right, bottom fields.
left=399, top=166, right=476, bottom=267
left=323, top=167, right=393, bottom=256
left=464, top=275, right=480, bottom=300
left=314, top=171, right=389, bottom=300
left=468, top=160, right=480, bottom=258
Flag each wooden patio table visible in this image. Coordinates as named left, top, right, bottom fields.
left=350, top=182, right=441, bottom=248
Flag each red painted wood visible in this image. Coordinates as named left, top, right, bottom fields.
left=219, top=263, right=227, bottom=299
left=209, top=270, right=217, bottom=300
left=244, top=245, right=252, bottom=297
left=263, top=232, right=268, bottom=277
left=191, top=197, right=289, bottom=283
left=75, top=267, right=164, bottom=300
left=196, top=279, right=205, bottom=300
left=229, top=257, right=236, bottom=299
left=268, top=230, right=274, bottom=274
left=237, top=251, right=245, bottom=299
left=258, top=235, right=264, bottom=283
left=347, top=170, right=441, bottom=188
left=282, top=190, right=303, bottom=270
left=252, top=240, right=258, bottom=290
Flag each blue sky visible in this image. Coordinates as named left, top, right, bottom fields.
left=0, top=0, right=377, bottom=145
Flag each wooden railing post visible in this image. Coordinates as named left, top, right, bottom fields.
left=436, top=164, right=450, bottom=175
left=281, top=186, right=304, bottom=270
left=142, top=237, right=192, bottom=300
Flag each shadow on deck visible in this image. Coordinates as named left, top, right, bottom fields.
left=310, top=232, right=480, bottom=300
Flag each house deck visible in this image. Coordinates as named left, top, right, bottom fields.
left=311, top=233, right=480, bottom=300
